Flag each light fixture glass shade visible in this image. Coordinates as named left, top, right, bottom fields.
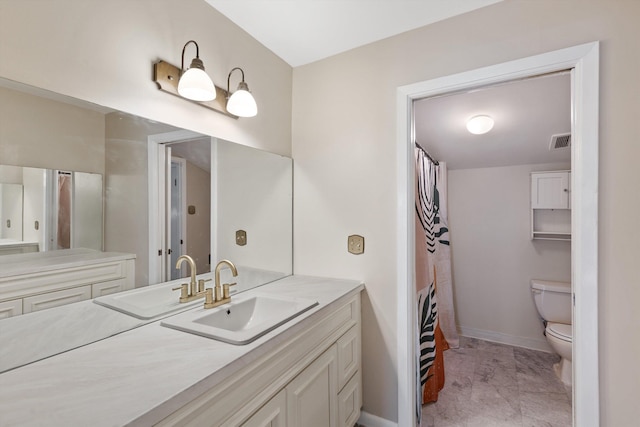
left=178, top=67, right=216, bottom=102
left=227, top=83, right=257, bottom=117
left=466, top=115, right=494, bottom=135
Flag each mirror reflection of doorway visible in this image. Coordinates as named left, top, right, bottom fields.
left=158, top=137, right=212, bottom=282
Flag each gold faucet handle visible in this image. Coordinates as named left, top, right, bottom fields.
left=222, top=282, right=237, bottom=299
left=204, top=288, right=215, bottom=305
left=198, top=278, right=212, bottom=293
left=172, top=284, right=189, bottom=299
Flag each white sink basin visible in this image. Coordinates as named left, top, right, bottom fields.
left=94, top=283, right=203, bottom=319
left=160, top=293, right=318, bottom=345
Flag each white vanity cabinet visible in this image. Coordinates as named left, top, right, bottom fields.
left=531, top=171, right=571, bottom=240
left=156, top=292, right=362, bottom=427
left=0, top=249, right=135, bottom=318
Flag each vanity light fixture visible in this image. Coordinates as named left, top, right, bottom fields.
left=153, top=41, right=258, bottom=119
left=177, top=40, right=216, bottom=102
left=226, top=67, right=257, bottom=118
left=466, top=115, right=494, bottom=135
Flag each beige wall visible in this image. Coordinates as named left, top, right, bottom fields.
left=0, top=86, right=105, bottom=173
left=292, top=0, right=640, bottom=424
left=449, top=163, right=571, bottom=351
left=0, top=0, right=292, bottom=157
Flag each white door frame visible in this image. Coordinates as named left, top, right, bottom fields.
left=169, top=156, right=187, bottom=280
left=396, top=42, right=599, bottom=427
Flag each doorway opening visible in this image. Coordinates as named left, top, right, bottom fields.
left=396, top=42, right=599, bottom=427
left=414, top=70, right=573, bottom=424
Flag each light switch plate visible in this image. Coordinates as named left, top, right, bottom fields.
left=348, top=235, right=364, bottom=255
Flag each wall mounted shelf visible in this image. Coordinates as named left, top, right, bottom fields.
left=531, top=171, right=571, bottom=241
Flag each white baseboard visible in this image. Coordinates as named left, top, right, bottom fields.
left=358, top=410, right=398, bottom=427
left=458, top=326, right=552, bottom=353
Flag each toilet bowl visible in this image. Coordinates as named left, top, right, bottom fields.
left=546, top=322, right=572, bottom=385
left=530, top=279, right=572, bottom=386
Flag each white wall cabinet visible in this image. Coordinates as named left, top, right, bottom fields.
left=531, top=171, right=571, bottom=240
left=0, top=249, right=135, bottom=317
left=157, top=292, right=362, bottom=427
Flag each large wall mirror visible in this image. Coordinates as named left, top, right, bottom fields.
left=0, top=78, right=292, bottom=372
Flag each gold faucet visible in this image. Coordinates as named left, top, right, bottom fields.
left=204, top=259, right=238, bottom=309
left=172, top=255, right=206, bottom=303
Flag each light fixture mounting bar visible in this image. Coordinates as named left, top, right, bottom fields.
left=153, top=60, right=238, bottom=119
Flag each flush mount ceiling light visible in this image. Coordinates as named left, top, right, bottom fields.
left=466, top=115, right=494, bottom=135
left=226, top=67, right=257, bottom=118
left=153, top=41, right=258, bottom=119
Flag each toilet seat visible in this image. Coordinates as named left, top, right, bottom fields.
left=547, top=322, right=572, bottom=342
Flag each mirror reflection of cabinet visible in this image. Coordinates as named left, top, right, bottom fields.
left=0, top=249, right=134, bottom=319
left=531, top=171, right=571, bottom=240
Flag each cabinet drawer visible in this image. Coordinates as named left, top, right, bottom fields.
left=23, top=286, right=91, bottom=313
left=338, top=370, right=361, bottom=427
left=0, top=299, right=22, bottom=319
left=92, top=278, right=127, bottom=298
left=336, top=326, right=360, bottom=391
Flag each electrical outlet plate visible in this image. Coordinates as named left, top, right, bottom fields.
left=236, top=230, right=247, bottom=246
left=348, top=235, right=364, bottom=255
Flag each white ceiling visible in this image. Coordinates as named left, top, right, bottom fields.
left=414, top=72, right=572, bottom=170
left=204, top=0, right=501, bottom=67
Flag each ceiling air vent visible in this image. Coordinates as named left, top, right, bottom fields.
left=549, top=133, right=571, bottom=150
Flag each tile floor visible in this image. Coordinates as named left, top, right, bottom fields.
left=421, top=336, right=572, bottom=427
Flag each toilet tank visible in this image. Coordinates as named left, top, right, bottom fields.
left=530, top=279, right=572, bottom=324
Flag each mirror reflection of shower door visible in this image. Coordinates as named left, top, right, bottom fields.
left=56, top=172, right=72, bottom=250
left=44, top=170, right=71, bottom=251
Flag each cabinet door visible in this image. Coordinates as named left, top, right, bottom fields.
left=287, top=345, right=338, bottom=427
left=531, top=172, right=570, bottom=209
left=336, top=326, right=360, bottom=391
left=242, top=389, right=287, bottom=427
left=338, top=371, right=361, bottom=427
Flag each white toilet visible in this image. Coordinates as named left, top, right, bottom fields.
left=530, top=279, right=573, bottom=386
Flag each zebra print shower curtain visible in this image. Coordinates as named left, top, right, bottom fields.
left=415, top=144, right=458, bottom=413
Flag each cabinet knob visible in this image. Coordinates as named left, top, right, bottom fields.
left=563, top=188, right=569, bottom=192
